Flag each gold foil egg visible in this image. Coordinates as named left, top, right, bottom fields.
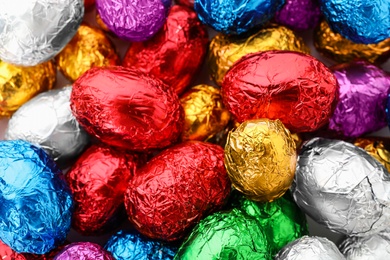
left=55, top=23, right=119, bottom=82
left=354, top=138, right=390, bottom=173
left=208, top=25, right=310, bottom=86
left=225, top=119, right=297, bottom=202
left=180, top=85, right=230, bottom=141
left=0, top=60, right=56, bottom=117
left=314, top=20, right=390, bottom=63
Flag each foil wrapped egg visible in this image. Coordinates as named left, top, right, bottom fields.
left=353, top=137, right=390, bottom=173
left=0, top=240, right=26, bottom=260
left=54, top=242, right=113, bottom=260
left=176, top=0, right=194, bottom=8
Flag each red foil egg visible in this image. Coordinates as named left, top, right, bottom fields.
left=65, top=145, right=140, bottom=235
left=0, top=240, right=26, bottom=260
left=122, top=5, right=208, bottom=95
left=124, top=141, right=231, bottom=242
left=70, top=66, right=184, bottom=151
left=176, top=0, right=194, bottom=9
left=222, top=51, right=339, bottom=133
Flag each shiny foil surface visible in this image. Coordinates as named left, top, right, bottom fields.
left=56, top=24, right=119, bottom=82
left=225, top=119, right=297, bottom=202
left=0, top=0, right=83, bottom=66
left=221, top=51, right=339, bottom=133
left=0, top=60, right=56, bottom=117
left=122, top=5, right=208, bottom=95
left=353, top=137, right=390, bottom=173
left=314, top=20, right=390, bottom=64
left=194, top=0, right=285, bottom=35
left=104, top=230, right=177, bottom=260
left=321, top=0, right=390, bottom=44
left=54, top=242, right=113, bottom=260
left=274, top=0, right=321, bottom=31
left=0, top=240, right=26, bottom=260
left=208, top=25, right=310, bottom=86
left=71, top=66, right=183, bottom=151
left=292, top=138, right=390, bottom=236
left=176, top=0, right=194, bottom=8
left=96, top=0, right=169, bottom=41
left=329, top=60, right=390, bottom=138
left=125, top=141, right=231, bottom=242
left=5, top=87, right=89, bottom=165
left=0, top=140, right=73, bottom=254
left=275, top=236, right=345, bottom=260
left=180, top=85, right=230, bottom=141
left=66, top=144, right=139, bottom=235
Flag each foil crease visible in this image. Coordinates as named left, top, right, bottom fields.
left=353, top=138, right=390, bottom=173
left=0, top=0, right=83, bottom=66
left=54, top=242, right=113, bottom=260
left=292, top=138, right=390, bottom=236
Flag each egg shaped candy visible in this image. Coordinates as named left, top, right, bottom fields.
left=54, top=242, right=113, bottom=260
left=0, top=241, right=26, bottom=260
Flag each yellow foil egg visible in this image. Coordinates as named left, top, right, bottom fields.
left=225, top=119, right=297, bottom=202
left=208, top=25, right=310, bottom=86
left=354, top=138, right=390, bottom=173
left=0, top=60, right=56, bottom=117
left=314, top=20, right=390, bottom=63
left=180, top=85, right=231, bottom=141
left=56, top=23, right=119, bottom=82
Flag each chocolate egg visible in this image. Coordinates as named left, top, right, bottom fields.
left=54, top=242, right=113, bottom=260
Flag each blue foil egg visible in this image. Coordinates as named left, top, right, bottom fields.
left=0, top=140, right=73, bottom=254
left=104, top=230, right=177, bottom=260
left=321, top=0, right=390, bottom=44
left=194, top=0, right=285, bottom=34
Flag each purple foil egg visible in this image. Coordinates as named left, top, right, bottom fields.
left=54, top=242, right=114, bottom=260
left=96, top=0, right=169, bottom=41
left=329, top=60, right=390, bottom=138
left=275, top=0, right=321, bottom=30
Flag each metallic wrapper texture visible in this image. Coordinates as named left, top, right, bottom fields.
left=71, top=66, right=183, bottom=151
left=275, top=236, right=345, bottom=260
left=314, top=20, right=390, bottom=64
left=194, top=0, right=285, bottom=35
left=0, top=0, right=83, bottom=66
left=105, top=230, right=177, bottom=260
left=5, top=87, right=89, bottom=165
left=0, top=60, right=56, bottom=117
left=274, top=0, right=321, bottom=31
left=180, top=85, right=230, bottom=142
left=222, top=51, right=339, bottom=133
left=208, top=25, right=310, bottom=86
left=320, top=0, right=390, bottom=44
left=123, top=5, right=208, bottom=95
left=54, top=242, right=113, bottom=260
left=96, top=0, right=169, bottom=41
left=125, top=141, right=231, bottom=242
left=56, top=24, right=119, bottom=82
left=339, top=229, right=390, bottom=260
left=292, top=138, right=390, bottom=236
left=176, top=0, right=194, bottom=8
left=225, top=119, right=297, bottom=202
left=0, top=240, right=26, bottom=260
left=66, top=144, right=139, bottom=235
left=329, top=60, right=390, bottom=138
left=174, top=208, right=271, bottom=259
left=0, top=140, right=73, bottom=254
left=354, top=138, right=390, bottom=173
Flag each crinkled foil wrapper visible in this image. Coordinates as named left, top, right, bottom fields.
left=174, top=209, right=271, bottom=259
left=339, top=229, right=390, bottom=260
left=176, top=0, right=194, bottom=8
left=225, top=119, right=297, bottom=202
left=0, top=140, right=73, bottom=254
left=5, top=86, right=89, bottom=165
left=0, top=0, right=83, bottom=66
left=329, top=60, right=390, bottom=138
left=314, top=20, right=390, bottom=64
left=194, top=0, right=284, bottom=34
left=208, top=25, right=310, bottom=86
left=292, top=138, right=390, bottom=236
left=354, top=137, right=390, bottom=173
left=122, top=5, right=208, bottom=95
left=180, top=85, right=230, bottom=142
left=320, top=0, right=390, bottom=44
left=105, top=230, right=177, bottom=260
left=0, top=240, right=26, bottom=260
left=275, top=236, right=345, bottom=260
left=222, top=51, right=339, bottom=133
left=96, top=0, right=169, bottom=41
left=0, top=60, right=56, bottom=117
left=70, top=66, right=183, bottom=151
left=56, top=24, right=119, bottom=82
left=125, top=141, right=231, bottom=242
left=54, top=242, right=113, bottom=260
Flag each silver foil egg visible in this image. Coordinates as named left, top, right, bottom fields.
left=0, top=0, right=84, bottom=66
left=291, top=137, right=390, bottom=236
